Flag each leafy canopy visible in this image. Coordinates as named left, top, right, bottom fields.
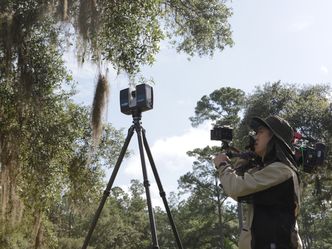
left=1, top=0, right=234, bottom=74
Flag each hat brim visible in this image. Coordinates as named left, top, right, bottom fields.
left=250, top=117, right=294, bottom=154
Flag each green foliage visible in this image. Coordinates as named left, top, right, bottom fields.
left=55, top=180, right=152, bottom=249
left=163, top=0, right=234, bottom=56
left=299, top=179, right=332, bottom=249
left=0, top=0, right=234, bottom=248
left=177, top=146, right=239, bottom=249
left=4, top=1, right=332, bottom=249
left=0, top=6, right=126, bottom=248
left=98, top=0, right=164, bottom=74
left=1, top=0, right=233, bottom=74
left=189, top=87, right=245, bottom=127
left=189, top=81, right=332, bottom=249
left=58, top=237, right=93, bottom=249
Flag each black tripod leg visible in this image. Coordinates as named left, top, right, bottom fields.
left=81, top=125, right=135, bottom=249
left=142, top=128, right=184, bottom=249
left=135, top=124, right=160, bottom=249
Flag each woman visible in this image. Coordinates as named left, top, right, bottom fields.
left=214, top=115, right=302, bottom=249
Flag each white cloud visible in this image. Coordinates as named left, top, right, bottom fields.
left=320, top=65, right=329, bottom=74
left=123, top=123, right=215, bottom=177
left=120, top=122, right=220, bottom=207
left=176, top=99, right=186, bottom=105
left=175, top=98, right=193, bottom=106
left=288, top=17, right=314, bottom=32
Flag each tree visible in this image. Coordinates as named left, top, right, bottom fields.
left=188, top=82, right=332, bottom=249
left=56, top=180, right=154, bottom=249
left=174, top=146, right=238, bottom=249
left=185, top=87, right=247, bottom=249
left=1, top=0, right=233, bottom=75
left=0, top=19, right=126, bottom=246
left=189, top=87, right=245, bottom=128
left=0, top=1, right=235, bottom=247
left=0, top=81, right=126, bottom=248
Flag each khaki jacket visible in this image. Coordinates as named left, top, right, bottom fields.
left=218, top=162, right=302, bottom=249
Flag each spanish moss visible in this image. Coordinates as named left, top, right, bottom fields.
left=91, top=73, right=109, bottom=147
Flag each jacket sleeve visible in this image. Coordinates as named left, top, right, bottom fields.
left=218, top=162, right=293, bottom=200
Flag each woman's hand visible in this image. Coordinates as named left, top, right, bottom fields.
left=213, top=153, right=230, bottom=169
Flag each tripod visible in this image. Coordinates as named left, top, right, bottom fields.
left=82, top=111, right=183, bottom=249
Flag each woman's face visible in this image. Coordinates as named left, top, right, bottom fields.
left=254, top=126, right=273, bottom=157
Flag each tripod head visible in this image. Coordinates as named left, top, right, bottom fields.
left=131, top=110, right=143, bottom=123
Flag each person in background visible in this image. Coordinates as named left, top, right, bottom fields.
left=214, top=115, right=302, bottom=249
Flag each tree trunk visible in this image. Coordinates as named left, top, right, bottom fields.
left=0, top=134, right=24, bottom=230
left=33, top=210, right=43, bottom=249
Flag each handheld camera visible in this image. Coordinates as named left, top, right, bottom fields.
left=210, top=126, right=233, bottom=142
left=293, top=132, right=326, bottom=173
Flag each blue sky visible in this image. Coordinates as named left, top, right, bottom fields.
left=65, top=0, right=332, bottom=207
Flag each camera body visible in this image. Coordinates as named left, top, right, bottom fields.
left=210, top=126, right=326, bottom=174
left=210, top=126, right=233, bottom=142
left=120, top=84, right=153, bottom=115
left=294, top=142, right=326, bottom=173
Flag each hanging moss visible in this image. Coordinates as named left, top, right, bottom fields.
left=91, top=73, right=109, bottom=147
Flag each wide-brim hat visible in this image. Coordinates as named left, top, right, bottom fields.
left=250, top=115, right=295, bottom=154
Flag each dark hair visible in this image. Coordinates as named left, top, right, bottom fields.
left=263, top=136, right=297, bottom=168
left=262, top=136, right=278, bottom=165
